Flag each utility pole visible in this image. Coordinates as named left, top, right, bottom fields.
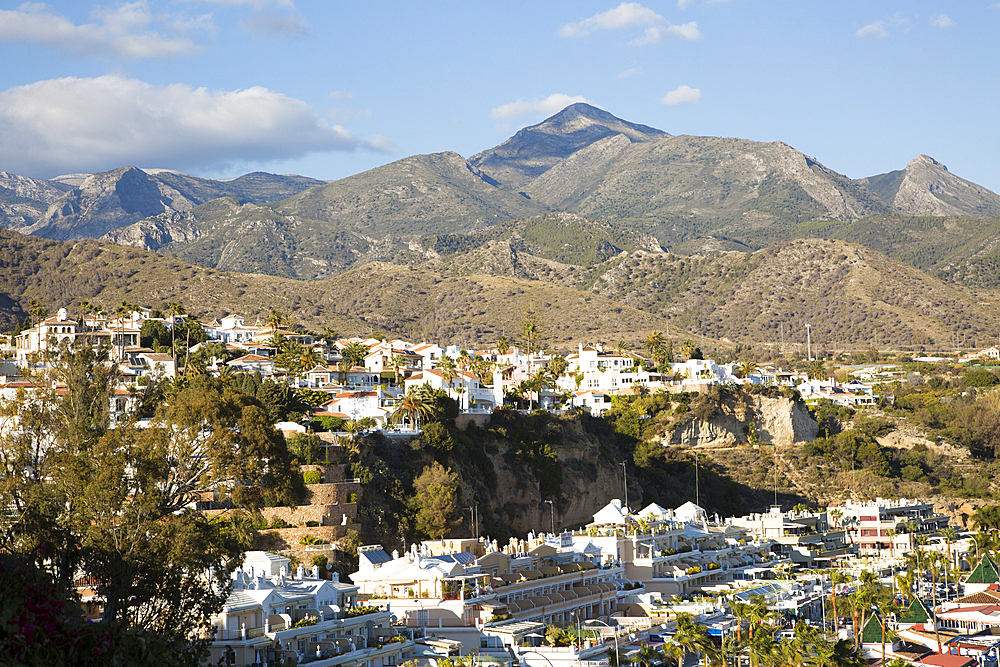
left=544, top=499, right=554, bottom=535
left=780, top=323, right=784, bottom=356
left=805, top=324, right=812, bottom=362
left=620, top=461, right=628, bottom=512
left=694, top=453, right=700, bottom=508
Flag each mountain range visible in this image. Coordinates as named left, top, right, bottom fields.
left=3, top=103, right=1000, bottom=348
left=3, top=103, right=1000, bottom=282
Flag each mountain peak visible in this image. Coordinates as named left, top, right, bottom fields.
left=469, top=104, right=668, bottom=190
left=908, top=154, right=948, bottom=172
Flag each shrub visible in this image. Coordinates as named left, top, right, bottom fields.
left=303, top=470, right=322, bottom=484
left=964, top=368, right=1000, bottom=388
left=311, top=554, right=328, bottom=570
left=301, top=534, right=329, bottom=546
left=305, top=520, right=319, bottom=527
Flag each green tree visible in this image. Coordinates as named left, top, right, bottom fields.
left=391, top=388, right=435, bottom=430
left=341, top=341, right=369, bottom=368
left=413, top=461, right=460, bottom=539
left=496, top=335, right=510, bottom=355
left=167, top=302, right=185, bottom=370
left=288, top=432, right=323, bottom=465
left=518, top=302, right=544, bottom=358
left=0, top=339, right=245, bottom=664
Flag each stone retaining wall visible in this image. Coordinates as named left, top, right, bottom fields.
left=262, top=501, right=358, bottom=528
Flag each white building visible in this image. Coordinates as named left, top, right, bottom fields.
left=206, top=551, right=413, bottom=667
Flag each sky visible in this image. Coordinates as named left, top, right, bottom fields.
left=1, top=1, right=999, bottom=192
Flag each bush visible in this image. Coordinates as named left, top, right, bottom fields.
left=964, top=368, right=1000, bottom=388
left=311, top=554, right=328, bottom=570
left=305, top=520, right=319, bottom=527
left=303, top=470, right=322, bottom=484
left=301, top=534, right=329, bottom=546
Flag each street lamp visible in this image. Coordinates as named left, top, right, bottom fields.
left=586, top=619, right=619, bottom=667
left=805, top=324, right=812, bottom=362
left=544, top=500, right=555, bottom=536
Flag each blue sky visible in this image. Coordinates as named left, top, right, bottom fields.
left=1, top=1, right=999, bottom=193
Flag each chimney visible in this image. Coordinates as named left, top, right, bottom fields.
left=312, top=565, right=320, bottom=579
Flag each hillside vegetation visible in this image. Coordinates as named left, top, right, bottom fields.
left=3, top=230, right=1000, bottom=351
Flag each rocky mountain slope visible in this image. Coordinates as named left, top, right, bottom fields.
left=0, top=167, right=325, bottom=240
left=524, top=134, right=890, bottom=250
left=3, top=229, right=999, bottom=351
left=469, top=102, right=669, bottom=191
left=860, top=155, right=1000, bottom=218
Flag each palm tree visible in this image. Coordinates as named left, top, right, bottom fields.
left=341, top=341, right=369, bottom=368
left=78, top=299, right=94, bottom=329
left=635, top=643, right=663, bottom=667
left=299, top=345, right=322, bottom=372
left=496, top=335, right=510, bottom=356
left=730, top=599, right=752, bottom=644
left=267, top=331, right=289, bottom=352
left=391, top=354, right=407, bottom=387
left=672, top=613, right=717, bottom=667
left=737, top=359, right=760, bottom=379
left=439, top=354, right=458, bottom=401
left=894, top=568, right=916, bottom=604
left=746, top=594, right=773, bottom=640
left=114, top=300, right=135, bottom=362
left=265, top=308, right=285, bottom=335
left=873, top=585, right=897, bottom=662
left=167, top=301, right=185, bottom=370
left=710, top=634, right=744, bottom=667
left=829, top=570, right=852, bottom=634
left=390, top=390, right=433, bottom=431
left=644, top=330, right=665, bottom=365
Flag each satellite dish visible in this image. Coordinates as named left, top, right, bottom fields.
left=390, top=615, right=399, bottom=624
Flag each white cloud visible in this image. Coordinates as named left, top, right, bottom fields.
left=490, top=94, right=590, bottom=120
left=0, top=1, right=207, bottom=59
left=329, top=90, right=354, bottom=100
left=677, top=0, right=693, bottom=8
left=856, top=21, right=889, bottom=39
left=177, top=0, right=294, bottom=7
left=559, top=2, right=700, bottom=43
left=559, top=2, right=661, bottom=37
left=616, top=67, right=644, bottom=78
left=632, top=21, right=700, bottom=44
left=660, top=85, right=701, bottom=105
left=929, top=14, right=954, bottom=29
left=0, top=75, right=378, bottom=177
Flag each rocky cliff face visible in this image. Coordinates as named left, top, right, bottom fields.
left=667, top=394, right=817, bottom=448
left=860, top=155, right=1000, bottom=218
left=24, top=166, right=191, bottom=239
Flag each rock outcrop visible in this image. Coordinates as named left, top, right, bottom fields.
left=667, top=394, right=817, bottom=448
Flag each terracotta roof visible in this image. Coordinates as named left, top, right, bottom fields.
left=951, top=590, right=1000, bottom=606
left=919, top=654, right=976, bottom=667
left=231, top=354, right=272, bottom=362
